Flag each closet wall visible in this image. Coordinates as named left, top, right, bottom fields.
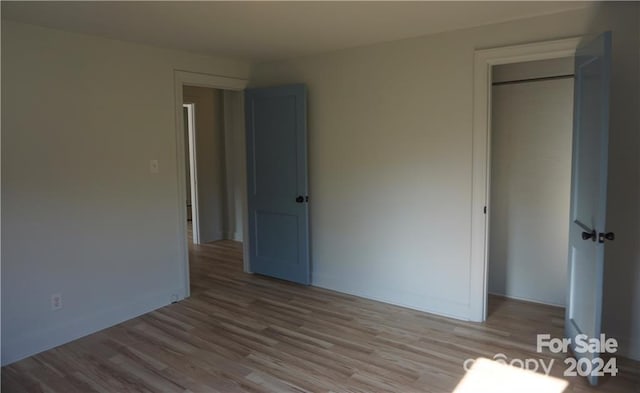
left=488, top=58, right=574, bottom=306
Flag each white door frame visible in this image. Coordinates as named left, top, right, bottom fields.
left=174, top=70, right=249, bottom=299
left=469, top=37, right=581, bottom=322
left=183, top=102, right=200, bottom=244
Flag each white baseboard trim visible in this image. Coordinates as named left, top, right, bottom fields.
left=312, top=273, right=470, bottom=321
left=217, top=231, right=242, bottom=241
left=1, top=288, right=185, bottom=366
left=488, top=291, right=565, bottom=308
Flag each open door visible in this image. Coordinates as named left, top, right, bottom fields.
left=565, top=32, right=612, bottom=386
left=245, top=85, right=310, bottom=285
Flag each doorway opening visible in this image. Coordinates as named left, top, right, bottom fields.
left=469, top=37, right=581, bottom=322
left=173, top=71, right=249, bottom=300
left=486, top=57, right=574, bottom=320
left=182, top=86, right=243, bottom=296
left=473, top=34, right=615, bottom=387
left=182, top=86, right=235, bottom=246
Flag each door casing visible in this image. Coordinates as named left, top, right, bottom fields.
left=470, top=37, right=581, bottom=322
left=182, top=103, right=200, bottom=244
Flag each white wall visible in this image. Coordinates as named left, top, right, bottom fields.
left=251, top=3, right=640, bottom=360
left=183, top=86, right=227, bottom=243
left=1, top=20, right=249, bottom=365
left=488, top=77, right=573, bottom=306
left=601, top=2, right=640, bottom=361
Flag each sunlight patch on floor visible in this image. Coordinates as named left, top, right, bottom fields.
left=453, top=358, right=569, bottom=393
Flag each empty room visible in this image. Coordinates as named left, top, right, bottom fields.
left=1, top=2, right=639, bottom=392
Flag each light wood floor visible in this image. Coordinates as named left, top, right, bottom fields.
left=2, top=238, right=639, bottom=392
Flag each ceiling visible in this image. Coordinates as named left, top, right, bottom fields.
left=2, top=1, right=592, bottom=63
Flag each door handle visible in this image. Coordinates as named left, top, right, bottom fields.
left=598, top=232, right=615, bottom=243
left=296, top=196, right=304, bottom=203
left=582, top=230, right=596, bottom=241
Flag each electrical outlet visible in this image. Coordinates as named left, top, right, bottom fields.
left=149, top=159, right=159, bottom=174
left=51, top=293, right=62, bottom=311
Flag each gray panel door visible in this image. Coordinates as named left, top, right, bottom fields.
left=565, top=32, right=612, bottom=386
left=245, top=85, right=310, bottom=285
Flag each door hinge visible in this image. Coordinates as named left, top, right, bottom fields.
left=483, top=206, right=487, bottom=214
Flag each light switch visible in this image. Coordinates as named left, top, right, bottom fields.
left=150, top=160, right=159, bottom=174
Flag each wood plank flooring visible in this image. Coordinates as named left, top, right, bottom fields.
left=2, top=238, right=639, bottom=392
